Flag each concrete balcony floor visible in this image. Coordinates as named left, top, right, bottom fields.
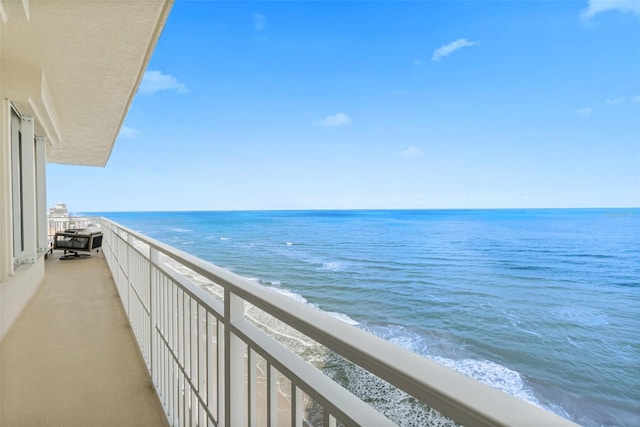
left=0, top=252, right=168, bottom=426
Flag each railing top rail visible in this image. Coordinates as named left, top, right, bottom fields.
left=99, top=216, right=577, bottom=427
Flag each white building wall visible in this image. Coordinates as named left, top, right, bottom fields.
left=0, top=257, right=45, bottom=340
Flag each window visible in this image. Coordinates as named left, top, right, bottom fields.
left=10, top=107, right=24, bottom=263
left=9, top=106, right=39, bottom=266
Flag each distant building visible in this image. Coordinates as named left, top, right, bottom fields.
left=48, top=203, right=68, bottom=218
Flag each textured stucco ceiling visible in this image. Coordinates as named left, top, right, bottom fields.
left=1, top=0, right=173, bottom=166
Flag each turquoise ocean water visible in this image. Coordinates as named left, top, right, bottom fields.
left=93, top=209, right=639, bottom=426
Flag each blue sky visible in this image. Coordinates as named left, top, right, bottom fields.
left=47, top=0, right=640, bottom=212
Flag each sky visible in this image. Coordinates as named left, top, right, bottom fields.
left=47, top=0, right=640, bottom=212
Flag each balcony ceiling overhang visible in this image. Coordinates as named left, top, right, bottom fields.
left=0, top=0, right=173, bottom=166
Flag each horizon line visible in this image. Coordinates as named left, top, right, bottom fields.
left=72, top=206, right=640, bottom=214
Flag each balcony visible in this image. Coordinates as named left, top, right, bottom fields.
left=1, top=218, right=578, bottom=426
left=0, top=243, right=168, bottom=425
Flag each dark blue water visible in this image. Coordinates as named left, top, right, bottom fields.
left=94, top=209, right=640, bottom=426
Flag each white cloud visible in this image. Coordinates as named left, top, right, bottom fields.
left=632, top=95, right=640, bottom=103
left=314, top=113, right=352, bottom=128
left=139, top=70, right=187, bottom=95
left=606, top=97, right=625, bottom=104
left=399, top=146, right=423, bottom=158
left=580, top=0, right=640, bottom=20
left=432, top=39, right=477, bottom=62
left=119, top=126, right=139, bottom=139
left=252, top=13, right=267, bottom=31
left=577, top=107, right=592, bottom=116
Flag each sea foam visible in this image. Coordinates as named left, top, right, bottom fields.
left=269, top=287, right=359, bottom=325
left=167, top=227, right=192, bottom=233
left=430, top=357, right=543, bottom=409
left=317, top=261, right=346, bottom=272
left=363, top=324, right=546, bottom=411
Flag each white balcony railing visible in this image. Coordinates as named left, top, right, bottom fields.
left=99, top=217, right=577, bottom=427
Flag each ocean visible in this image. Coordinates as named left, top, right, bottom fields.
left=92, top=209, right=639, bottom=426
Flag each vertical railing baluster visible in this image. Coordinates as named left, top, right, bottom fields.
left=173, top=284, right=178, bottom=426
left=186, top=295, right=189, bottom=381
left=199, top=307, right=205, bottom=427
left=126, top=233, right=134, bottom=318
left=217, top=321, right=225, bottom=426
left=292, top=385, right=302, bottom=427
left=208, top=312, right=213, bottom=417
left=191, top=298, right=196, bottom=392
left=323, top=412, right=336, bottom=427
left=198, top=303, right=207, bottom=426
left=179, top=289, right=183, bottom=369
left=180, top=369, right=185, bottom=427
left=267, top=363, right=276, bottom=427
left=164, top=278, right=169, bottom=413
left=248, top=348, right=256, bottom=427
left=216, top=316, right=221, bottom=424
